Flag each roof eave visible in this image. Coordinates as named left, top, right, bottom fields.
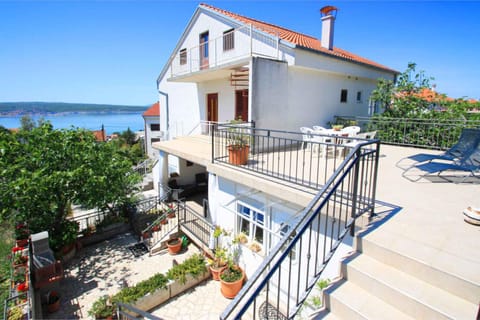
left=295, top=45, right=400, bottom=75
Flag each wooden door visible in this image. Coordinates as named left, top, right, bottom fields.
left=207, top=93, right=218, bottom=122
left=199, top=31, right=209, bottom=69
left=235, top=89, right=249, bottom=121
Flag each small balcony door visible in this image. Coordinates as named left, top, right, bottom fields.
left=207, top=93, right=218, bottom=122
left=199, top=31, right=209, bottom=70
left=235, top=89, right=248, bottom=121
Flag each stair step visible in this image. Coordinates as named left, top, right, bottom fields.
left=343, top=253, right=477, bottom=319
left=324, top=280, right=414, bottom=320
left=356, top=231, right=480, bottom=304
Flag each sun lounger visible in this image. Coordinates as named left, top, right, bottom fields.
left=404, top=138, right=480, bottom=182
left=398, top=128, right=480, bottom=167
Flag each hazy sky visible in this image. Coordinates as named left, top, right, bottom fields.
left=1, top=0, right=478, bottom=105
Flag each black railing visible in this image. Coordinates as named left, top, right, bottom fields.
left=141, top=202, right=179, bottom=254
left=213, top=124, right=371, bottom=190
left=220, top=139, right=380, bottom=319
left=178, top=201, right=215, bottom=250
left=335, top=116, right=480, bottom=150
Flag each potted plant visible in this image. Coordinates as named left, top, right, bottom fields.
left=226, top=120, right=250, bottom=165
left=167, top=206, right=176, bottom=219
left=7, top=305, right=24, bottom=320
left=14, top=223, right=30, bottom=247
left=13, top=252, right=28, bottom=267
left=219, top=260, right=245, bottom=299
left=166, top=238, right=182, bottom=255
left=248, top=241, right=262, bottom=253
left=88, top=295, right=115, bottom=320
left=208, top=247, right=227, bottom=281
left=47, top=291, right=61, bottom=313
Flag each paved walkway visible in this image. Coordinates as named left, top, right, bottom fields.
left=46, top=232, right=209, bottom=319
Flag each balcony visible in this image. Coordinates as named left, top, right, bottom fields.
left=168, top=24, right=280, bottom=81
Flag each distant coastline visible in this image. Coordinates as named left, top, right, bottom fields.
left=0, top=101, right=148, bottom=117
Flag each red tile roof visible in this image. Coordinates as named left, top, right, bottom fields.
left=143, top=102, right=160, bottom=117
left=91, top=129, right=106, bottom=142
left=200, top=3, right=397, bottom=73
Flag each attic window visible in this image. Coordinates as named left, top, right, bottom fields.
left=340, top=89, right=348, bottom=103
left=179, top=48, right=187, bottom=65
left=223, top=29, right=234, bottom=51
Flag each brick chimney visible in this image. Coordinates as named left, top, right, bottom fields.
left=320, top=6, right=338, bottom=50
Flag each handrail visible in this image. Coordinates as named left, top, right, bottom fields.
left=220, top=139, right=379, bottom=319
left=335, top=115, right=480, bottom=150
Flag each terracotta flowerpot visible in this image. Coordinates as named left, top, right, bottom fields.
left=167, top=212, right=176, bottom=219
left=166, top=238, right=182, bottom=255
left=16, top=239, right=28, bottom=247
left=228, top=145, right=249, bottom=165
left=220, top=266, right=245, bottom=299
left=160, top=219, right=168, bottom=225
left=152, top=225, right=160, bottom=232
left=210, top=265, right=227, bottom=281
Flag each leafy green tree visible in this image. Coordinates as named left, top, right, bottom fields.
left=371, top=62, right=433, bottom=116
left=120, top=127, right=137, bottom=146
left=0, top=122, right=141, bottom=251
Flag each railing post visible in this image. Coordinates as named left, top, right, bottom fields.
left=350, top=147, right=362, bottom=237
left=369, top=141, right=381, bottom=218
left=211, top=124, right=215, bottom=163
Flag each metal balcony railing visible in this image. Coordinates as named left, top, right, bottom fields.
left=335, top=116, right=480, bottom=150
left=220, top=138, right=380, bottom=319
left=169, top=24, right=280, bottom=78
left=212, top=123, right=373, bottom=190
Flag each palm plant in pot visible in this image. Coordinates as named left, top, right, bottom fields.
left=226, top=119, right=250, bottom=165
left=88, top=295, right=115, bottom=320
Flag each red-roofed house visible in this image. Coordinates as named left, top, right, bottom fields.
left=142, top=101, right=161, bottom=158
left=151, top=5, right=399, bottom=312
left=156, top=3, right=398, bottom=139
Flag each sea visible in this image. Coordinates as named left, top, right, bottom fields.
left=0, top=112, right=145, bottom=135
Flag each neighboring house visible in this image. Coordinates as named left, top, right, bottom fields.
left=142, top=102, right=162, bottom=158
left=91, top=126, right=106, bottom=142
left=156, top=4, right=398, bottom=140
left=152, top=4, right=397, bottom=316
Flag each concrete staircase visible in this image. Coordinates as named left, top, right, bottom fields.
left=321, top=229, right=479, bottom=319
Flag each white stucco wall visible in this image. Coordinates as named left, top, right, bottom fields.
left=143, top=116, right=162, bottom=158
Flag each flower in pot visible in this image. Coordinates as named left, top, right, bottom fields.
left=219, top=260, right=245, bottom=299
left=166, top=238, right=182, bottom=255
left=332, top=124, right=344, bottom=131
left=47, top=291, right=61, bottom=313
left=13, top=252, right=28, bottom=267
left=167, top=204, right=176, bottom=219
left=88, top=295, right=115, bottom=320
left=13, top=268, right=27, bottom=285
left=14, top=223, right=30, bottom=247
left=151, top=223, right=161, bottom=232
left=248, top=241, right=262, bottom=253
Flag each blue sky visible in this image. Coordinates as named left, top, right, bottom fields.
left=1, top=1, right=478, bottom=105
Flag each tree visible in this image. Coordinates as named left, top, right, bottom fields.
left=371, top=62, right=434, bottom=116
left=0, top=122, right=141, bottom=251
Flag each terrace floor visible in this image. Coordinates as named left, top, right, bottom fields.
left=47, top=141, right=479, bottom=319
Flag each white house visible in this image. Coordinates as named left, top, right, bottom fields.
left=156, top=3, right=397, bottom=140
left=142, top=101, right=162, bottom=158
left=152, top=4, right=397, bottom=317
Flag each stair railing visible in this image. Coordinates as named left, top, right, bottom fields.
left=141, top=203, right=179, bottom=254
left=220, top=139, right=380, bottom=319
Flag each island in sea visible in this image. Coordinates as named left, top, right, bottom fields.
left=0, top=101, right=148, bottom=116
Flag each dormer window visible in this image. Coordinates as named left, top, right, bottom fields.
left=179, top=48, right=187, bottom=65
left=223, top=29, right=234, bottom=51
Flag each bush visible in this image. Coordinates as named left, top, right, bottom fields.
left=166, top=254, right=207, bottom=284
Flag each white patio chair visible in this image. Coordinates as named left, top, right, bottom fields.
left=300, top=127, right=315, bottom=149
left=312, top=126, right=327, bottom=132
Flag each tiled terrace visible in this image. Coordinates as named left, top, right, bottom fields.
left=46, top=137, right=479, bottom=319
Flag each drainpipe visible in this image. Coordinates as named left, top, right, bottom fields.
left=158, top=89, right=169, bottom=140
